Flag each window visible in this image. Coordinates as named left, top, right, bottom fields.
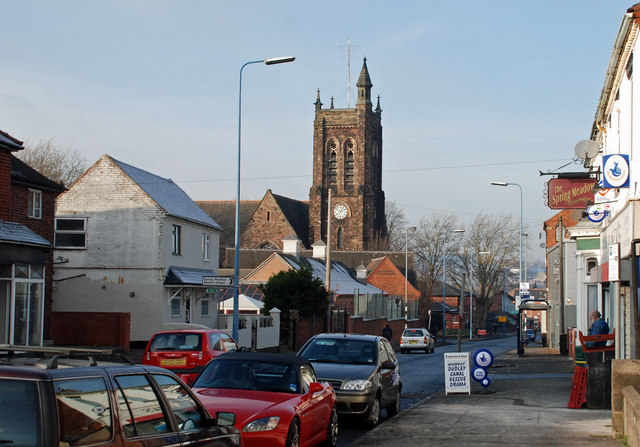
left=172, top=225, right=181, bottom=255
left=0, top=379, right=42, bottom=445
left=55, top=218, right=86, bottom=248
left=210, top=332, right=223, bottom=351
left=170, top=296, right=181, bottom=317
left=152, top=374, right=206, bottom=432
left=220, top=333, right=238, bottom=351
left=55, top=377, right=112, bottom=444
left=328, top=139, right=338, bottom=184
left=300, top=364, right=317, bottom=394
left=201, top=298, right=209, bottom=317
left=337, top=228, right=343, bottom=249
left=115, top=375, right=169, bottom=438
left=28, top=189, right=42, bottom=219
left=586, top=258, right=597, bottom=279
left=202, top=233, right=210, bottom=261
left=266, top=211, right=270, bottom=221
left=345, top=150, right=354, bottom=185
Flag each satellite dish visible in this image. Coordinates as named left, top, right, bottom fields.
left=574, top=140, right=599, bottom=159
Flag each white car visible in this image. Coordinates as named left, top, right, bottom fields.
left=400, top=328, right=435, bottom=354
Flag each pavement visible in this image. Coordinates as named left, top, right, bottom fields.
left=348, top=345, right=621, bottom=447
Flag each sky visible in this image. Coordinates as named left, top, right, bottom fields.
left=0, top=1, right=635, bottom=265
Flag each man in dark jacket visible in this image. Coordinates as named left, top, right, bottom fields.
left=382, top=324, right=393, bottom=342
left=587, top=310, right=610, bottom=347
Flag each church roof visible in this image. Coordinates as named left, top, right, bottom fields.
left=271, top=192, right=309, bottom=246
left=197, top=200, right=260, bottom=248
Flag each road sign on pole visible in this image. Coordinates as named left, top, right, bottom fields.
left=202, top=276, right=234, bottom=287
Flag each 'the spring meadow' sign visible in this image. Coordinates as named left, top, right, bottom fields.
left=547, top=178, right=597, bottom=209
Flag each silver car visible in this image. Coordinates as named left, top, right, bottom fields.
left=298, top=333, right=401, bottom=428
left=400, top=328, right=435, bottom=354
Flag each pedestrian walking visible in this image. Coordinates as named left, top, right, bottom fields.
left=382, top=324, right=393, bottom=342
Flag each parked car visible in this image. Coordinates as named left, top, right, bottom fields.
left=0, top=346, right=240, bottom=447
left=192, top=352, right=338, bottom=447
left=400, top=328, right=435, bottom=354
left=142, top=329, right=239, bottom=385
left=525, top=329, right=536, bottom=343
left=297, top=333, right=402, bottom=427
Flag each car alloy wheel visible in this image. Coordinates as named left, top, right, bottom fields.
left=286, top=418, right=300, bottom=447
left=323, top=406, right=338, bottom=447
left=366, top=395, right=381, bottom=428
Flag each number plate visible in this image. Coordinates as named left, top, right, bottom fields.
left=161, top=358, right=187, bottom=366
left=409, top=340, right=418, bottom=344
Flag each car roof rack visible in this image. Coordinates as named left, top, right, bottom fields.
left=0, top=345, right=135, bottom=368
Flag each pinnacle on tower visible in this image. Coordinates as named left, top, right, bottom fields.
left=356, top=57, right=373, bottom=107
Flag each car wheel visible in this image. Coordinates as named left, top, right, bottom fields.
left=365, top=395, right=381, bottom=428
left=323, top=405, right=338, bottom=447
left=386, top=390, right=401, bottom=417
left=430, top=345, right=435, bottom=353
left=424, top=347, right=429, bottom=354
left=286, top=418, right=300, bottom=447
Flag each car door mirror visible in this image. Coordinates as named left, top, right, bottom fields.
left=381, top=361, right=395, bottom=370
left=308, top=382, right=324, bottom=394
left=215, top=412, right=236, bottom=426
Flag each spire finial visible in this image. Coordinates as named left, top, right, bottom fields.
left=375, top=95, right=382, bottom=114
left=315, top=88, right=322, bottom=111
left=330, top=96, right=334, bottom=109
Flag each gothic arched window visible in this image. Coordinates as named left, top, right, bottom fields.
left=327, top=139, right=338, bottom=184
left=344, top=139, right=355, bottom=186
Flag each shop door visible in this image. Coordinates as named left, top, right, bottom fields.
left=12, top=282, right=43, bottom=346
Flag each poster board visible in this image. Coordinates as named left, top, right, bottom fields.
left=444, top=352, right=471, bottom=394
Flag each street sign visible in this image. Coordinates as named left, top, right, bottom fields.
left=202, top=276, right=233, bottom=287
left=206, top=288, right=219, bottom=294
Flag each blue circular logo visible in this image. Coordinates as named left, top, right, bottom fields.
left=603, top=154, right=629, bottom=188
left=481, top=377, right=491, bottom=388
left=472, top=366, right=487, bottom=382
left=473, top=349, right=494, bottom=368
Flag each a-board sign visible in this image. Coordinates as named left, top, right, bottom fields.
left=444, top=352, right=471, bottom=394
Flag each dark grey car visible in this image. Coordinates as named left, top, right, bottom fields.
left=297, top=333, right=401, bottom=427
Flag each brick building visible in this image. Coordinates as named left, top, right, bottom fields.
left=0, top=129, right=64, bottom=345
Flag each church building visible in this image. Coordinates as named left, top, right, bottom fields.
left=198, top=58, right=388, bottom=260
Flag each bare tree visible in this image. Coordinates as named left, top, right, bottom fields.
left=17, top=139, right=87, bottom=187
left=385, top=200, right=407, bottom=251
left=458, top=214, right=519, bottom=330
left=412, top=213, right=462, bottom=327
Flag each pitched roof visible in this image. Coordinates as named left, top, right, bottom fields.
left=0, top=130, right=23, bottom=152
left=271, top=192, right=309, bottom=245
left=11, top=155, right=65, bottom=193
left=277, top=253, right=383, bottom=296
left=197, top=200, right=260, bottom=248
left=0, top=221, right=51, bottom=247
left=109, top=156, right=221, bottom=230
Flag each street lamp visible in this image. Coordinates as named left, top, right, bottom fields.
left=490, top=181, right=524, bottom=356
left=233, top=56, right=295, bottom=341
left=405, top=226, right=416, bottom=327
left=442, top=229, right=464, bottom=343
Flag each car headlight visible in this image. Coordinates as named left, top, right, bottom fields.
left=243, top=417, right=280, bottom=432
left=341, top=379, right=372, bottom=391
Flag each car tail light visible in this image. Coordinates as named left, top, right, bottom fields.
left=424, top=337, right=428, bottom=343
left=400, top=339, right=404, bottom=345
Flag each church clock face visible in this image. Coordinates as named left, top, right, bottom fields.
left=333, top=204, right=348, bottom=220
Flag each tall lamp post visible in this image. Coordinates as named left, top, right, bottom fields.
left=442, top=229, right=464, bottom=343
left=233, top=56, right=295, bottom=341
left=490, top=181, right=524, bottom=356
left=405, top=226, right=416, bottom=327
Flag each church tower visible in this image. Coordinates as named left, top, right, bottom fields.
left=308, top=58, right=388, bottom=250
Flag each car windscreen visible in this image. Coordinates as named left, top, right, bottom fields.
left=149, top=332, right=203, bottom=351
left=193, top=359, right=299, bottom=393
left=0, top=378, right=43, bottom=446
left=299, top=338, right=376, bottom=365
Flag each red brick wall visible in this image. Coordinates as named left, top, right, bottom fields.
left=241, top=191, right=295, bottom=249
left=51, top=312, right=131, bottom=348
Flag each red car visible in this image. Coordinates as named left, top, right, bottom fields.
left=192, top=352, right=338, bottom=447
left=142, top=329, right=239, bottom=385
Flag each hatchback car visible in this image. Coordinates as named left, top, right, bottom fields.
left=0, top=346, right=240, bottom=447
left=400, top=328, right=435, bottom=354
left=297, top=333, right=401, bottom=427
left=142, top=329, right=239, bottom=385
left=193, top=352, right=338, bottom=447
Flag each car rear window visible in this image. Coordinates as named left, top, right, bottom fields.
left=0, top=378, right=42, bottom=446
left=403, top=329, right=423, bottom=337
left=149, top=333, right=202, bottom=351
left=300, top=338, right=376, bottom=365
